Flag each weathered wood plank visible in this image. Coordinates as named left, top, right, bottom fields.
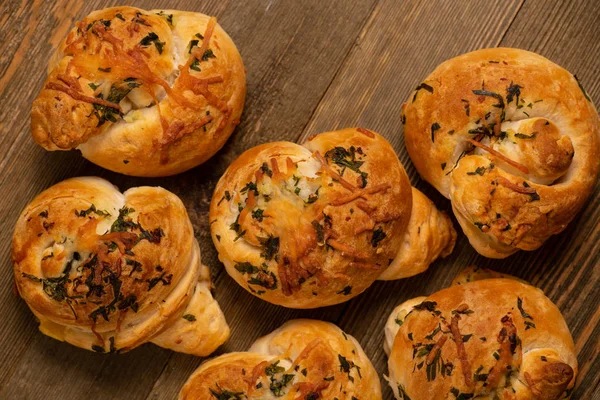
left=297, top=0, right=600, bottom=398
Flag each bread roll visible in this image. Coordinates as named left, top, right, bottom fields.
left=12, top=177, right=228, bottom=355
left=384, top=268, right=577, bottom=399
left=402, top=48, right=600, bottom=258
left=31, top=7, right=246, bottom=176
left=179, top=319, right=381, bottom=399
left=209, top=128, right=456, bottom=308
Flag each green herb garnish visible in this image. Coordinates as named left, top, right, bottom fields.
left=182, top=314, right=196, bottom=322
left=337, top=286, right=352, bottom=296
left=371, top=227, right=386, bottom=247
left=431, top=122, right=441, bottom=142
left=139, top=32, right=165, bottom=54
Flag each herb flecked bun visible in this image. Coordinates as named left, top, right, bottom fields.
left=179, top=319, right=381, bottom=399
left=31, top=7, right=246, bottom=177
left=12, top=177, right=229, bottom=355
left=402, top=47, right=600, bottom=258
left=209, top=128, right=456, bottom=308
left=384, top=267, right=577, bottom=400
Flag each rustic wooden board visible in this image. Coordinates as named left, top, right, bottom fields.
left=0, top=0, right=598, bottom=399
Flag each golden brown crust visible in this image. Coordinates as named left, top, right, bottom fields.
left=403, top=48, right=600, bottom=258
left=149, top=280, right=230, bottom=355
left=12, top=177, right=228, bottom=355
left=179, top=320, right=381, bottom=399
left=209, top=128, right=413, bottom=308
left=31, top=7, right=246, bottom=176
left=385, top=273, right=577, bottom=400
left=378, top=187, right=456, bottom=280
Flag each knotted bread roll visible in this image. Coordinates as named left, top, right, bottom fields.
left=210, top=128, right=456, bottom=308
left=12, top=177, right=229, bottom=355
left=402, top=48, right=600, bottom=258
left=31, top=7, right=246, bottom=176
left=179, top=319, right=381, bottom=399
left=384, top=267, right=577, bottom=400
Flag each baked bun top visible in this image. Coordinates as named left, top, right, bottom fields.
left=209, top=128, right=412, bottom=308
left=31, top=7, right=246, bottom=176
left=402, top=47, right=600, bottom=258
left=179, top=319, right=381, bottom=399
left=12, top=177, right=228, bottom=355
left=384, top=269, right=577, bottom=400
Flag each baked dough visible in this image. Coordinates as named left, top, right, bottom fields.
left=12, top=177, right=229, bottom=355
left=378, top=187, right=456, bottom=280
left=179, top=319, right=381, bottom=399
left=402, top=48, right=600, bottom=258
left=209, top=128, right=456, bottom=308
left=384, top=268, right=577, bottom=399
left=31, top=7, right=246, bottom=176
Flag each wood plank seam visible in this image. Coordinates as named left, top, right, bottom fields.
left=295, top=0, right=383, bottom=143
left=494, top=0, right=526, bottom=46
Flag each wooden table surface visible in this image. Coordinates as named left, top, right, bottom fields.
left=1, top=1, right=599, bottom=399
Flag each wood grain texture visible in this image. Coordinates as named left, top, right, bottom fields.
left=0, top=0, right=598, bottom=399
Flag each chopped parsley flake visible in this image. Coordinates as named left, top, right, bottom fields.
left=337, top=285, right=352, bottom=296
left=139, top=32, right=165, bottom=54
left=371, top=227, right=386, bottom=247
left=182, top=314, right=196, bottom=322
